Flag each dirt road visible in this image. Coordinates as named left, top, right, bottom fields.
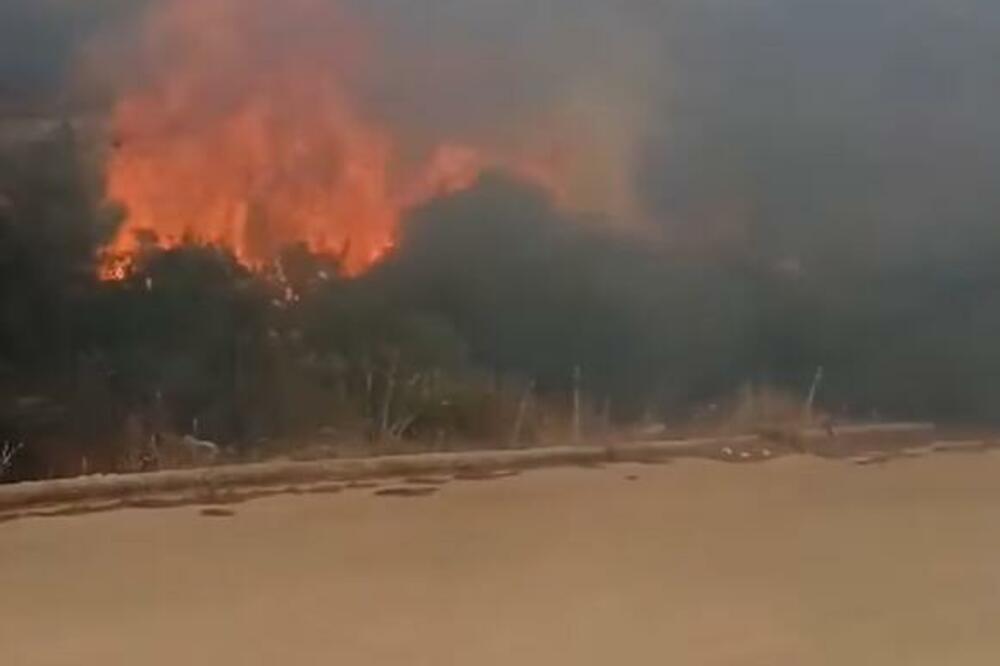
left=3, top=454, right=1000, bottom=665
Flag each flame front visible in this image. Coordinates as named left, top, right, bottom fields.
left=104, top=0, right=400, bottom=276
left=102, top=0, right=573, bottom=279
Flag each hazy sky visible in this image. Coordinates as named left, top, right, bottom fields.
left=4, top=0, right=1000, bottom=268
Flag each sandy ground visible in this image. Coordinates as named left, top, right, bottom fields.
left=3, top=453, right=1000, bottom=665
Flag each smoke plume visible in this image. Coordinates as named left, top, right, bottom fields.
left=4, top=0, right=1000, bottom=420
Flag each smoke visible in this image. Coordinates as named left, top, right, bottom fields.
left=7, top=1, right=1000, bottom=253
left=635, top=0, right=1000, bottom=270
left=0, top=1, right=145, bottom=106
left=350, top=1, right=661, bottom=225
left=5, top=0, right=1000, bottom=419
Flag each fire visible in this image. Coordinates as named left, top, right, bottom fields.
left=103, top=0, right=396, bottom=276
left=101, top=0, right=572, bottom=279
left=404, top=143, right=570, bottom=209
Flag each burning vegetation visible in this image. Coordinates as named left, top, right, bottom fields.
left=101, top=0, right=566, bottom=280
left=4, top=0, right=1000, bottom=481
left=103, top=0, right=398, bottom=277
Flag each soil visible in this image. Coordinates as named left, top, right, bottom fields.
left=4, top=452, right=1000, bottom=664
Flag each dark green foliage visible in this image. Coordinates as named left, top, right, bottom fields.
left=0, top=124, right=114, bottom=378
left=88, top=246, right=270, bottom=439
left=4, top=136, right=1000, bottom=480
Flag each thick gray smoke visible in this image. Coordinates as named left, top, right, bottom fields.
left=361, top=0, right=1000, bottom=270
left=4, top=0, right=1000, bottom=420
left=6, top=1, right=1000, bottom=255
left=0, top=1, right=139, bottom=105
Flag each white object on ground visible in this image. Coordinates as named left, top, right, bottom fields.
left=181, top=435, right=220, bottom=463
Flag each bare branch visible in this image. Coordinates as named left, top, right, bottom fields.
left=0, top=440, right=24, bottom=478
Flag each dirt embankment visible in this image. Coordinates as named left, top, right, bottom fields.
left=0, top=438, right=751, bottom=513
left=0, top=422, right=949, bottom=516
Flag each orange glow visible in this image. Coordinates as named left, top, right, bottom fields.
left=404, top=143, right=572, bottom=210
left=104, top=0, right=397, bottom=277
left=102, top=0, right=572, bottom=280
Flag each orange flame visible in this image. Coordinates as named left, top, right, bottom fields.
left=104, top=0, right=399, bottom=277
left=101, top=0, right=570, bottom=280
